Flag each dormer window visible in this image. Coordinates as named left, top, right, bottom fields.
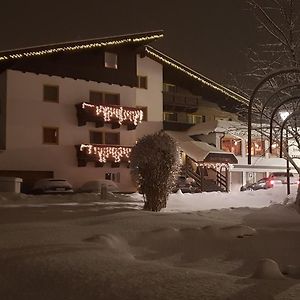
left=104, top=52, right=118, bottom=69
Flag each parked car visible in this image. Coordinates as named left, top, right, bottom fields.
left=32, top=178, right=74, bottom=194
left=240, top=177, right=282, bottom=191
left=78, top=180, right=119, bottom=193
left=268, top=172, right=299, bottom=185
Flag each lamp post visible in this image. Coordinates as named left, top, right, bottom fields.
left=279, top=111, right=290, bottom=195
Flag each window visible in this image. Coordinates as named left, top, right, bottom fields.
left=221, top=138, right=242, bottom=156
left=89, top=91, right=120, bottom=106
left=104, top=93, right=120, bottom=105
left=105, top=172, right=120, bottom=182
left=104, top=52, right=118, bottom=69
left=90, top=131, right=103, bottom=144
left=164, top=112, right=177, bottom=122
left=89, top=91, right=103, bottom=105
left=246, top=139, right=265, bottom=156
left=137, top=106, right=148, bottom=121
left=163, top=83, right=176, bottom=93
left=43, top=127, right=59, bottom=144
left=137, top=76, right=148, bottom=89
left=187, top=114, right=205, bottom=124
left=105, top=132, right=120, bottom=145
left=43, top=85, right=59, bottom=103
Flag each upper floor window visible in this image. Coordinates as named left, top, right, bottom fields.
left=43, top=85, right=59, bottom=103
left=163, top=83, right=176, bottom=93
left=247, top=139, right=265, bottom=157
left=89, top=91, right=120, bottom=106
left=104, top=52, right=118, bottom=69
left=187, top=114, right=205, bottom=124
left=43, top=127, right=59, bottom=145
left=221, top=138, right=242, bottom=156
left=164, top=112, right=177, bottom=122
left=137, top=76, right=148, bottom=89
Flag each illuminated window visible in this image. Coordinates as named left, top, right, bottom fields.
left=105, top=132, right=120, bottom=145
left=137, top=76, right=148, bottom=89
left=270, top=143, right=280, bottom=157
left=221, top=138, right=242, bottom=156
left=164, top=112, right=177, bottom=122
left=104, top=52, right=118, bottom=69
left=43, top=85, right=59, bottom=103
left=163, top=83, right=176, bottom=92
left=187, top=114, right=205, bottom=124
left=246, top=139, right=265, bottom=156
left=43, top=127, right=59, bottom=144
left=90, top=131, right=103, bottom=144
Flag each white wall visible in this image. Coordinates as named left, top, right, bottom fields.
left=135, top=56, right=163, bottom=138
left=0, top=65, right=163, bottom=192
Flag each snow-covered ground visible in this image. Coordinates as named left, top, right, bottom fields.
left=0, top=185, right=299, bottom=300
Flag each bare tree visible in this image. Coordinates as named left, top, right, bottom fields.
left=228, top=1, right=300, bottom=209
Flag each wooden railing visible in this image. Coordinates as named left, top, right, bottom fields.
left=75, top=144, right=132, bottom=168
left=75, top=102, right=143, bottom=130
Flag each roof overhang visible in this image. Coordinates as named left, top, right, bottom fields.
left=145, top=46, right=249, bottom=111
left=0, top=31, right=164, bottom=64
left=166, top=131, right=238, bottom=164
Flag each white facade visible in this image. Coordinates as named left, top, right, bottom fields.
left=0, top=55, right=163, bottom=192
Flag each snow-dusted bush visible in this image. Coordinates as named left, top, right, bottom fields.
left=130, top=131, right=180, bottom=211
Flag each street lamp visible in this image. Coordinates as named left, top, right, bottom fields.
left=280, top=111, right=290, bottom=195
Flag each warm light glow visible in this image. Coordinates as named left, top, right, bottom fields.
left=80, top=144, right=131, bottom=163
left=197, top=162, right=232, bottom=170
left=279, top=111, right=290, bottom=121
left=82, top=102, right=143, bottom=125
left=0, top=34, right=164, bottom=62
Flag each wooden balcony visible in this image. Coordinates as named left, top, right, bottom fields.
left=163, top=91, right=200, bottom=113
left=75, top=144, right=132, bottom=168
left=75, top=102, right=143, bottom=130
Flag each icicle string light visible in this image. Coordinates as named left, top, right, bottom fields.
left=0, top=34, right=164, bottom=62
left=145, top=46, right=249, bottom=105
left=80, top=144, right=132, bottom=163
left=82, top=102, right=143, bottom=125
left=197, top=162, right=233, bottom=170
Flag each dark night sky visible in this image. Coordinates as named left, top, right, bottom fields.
left=0, top=0, right=256, bottom=84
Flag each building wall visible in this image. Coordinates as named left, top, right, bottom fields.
left=135, top=56, right=163, bottom=137
left=0, top=58, right=163, bottom=192
left=0, top=72, right=7, bottom=150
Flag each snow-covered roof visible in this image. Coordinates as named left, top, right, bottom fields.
left=0, top=30, right=164, bottom=62
left=166, top=131, right=237, bottom=163
left=145, top=46, right=249, bottom=106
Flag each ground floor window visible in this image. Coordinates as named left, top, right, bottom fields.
left=221, top=138, right=242, bottom=156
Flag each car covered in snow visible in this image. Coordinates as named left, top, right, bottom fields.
left=78, top=180, right=119, bottom=193
left=32, top=178, right=74, bottom=194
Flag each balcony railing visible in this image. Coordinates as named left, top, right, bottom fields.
left=163, top=91, right=200, bottom=113
left=75, top=144, right=132, bottom=168
left=75, top=102, right=143, bottom=130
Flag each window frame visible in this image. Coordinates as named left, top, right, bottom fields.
left=43, top=84, right=59, bottom=103
left=89, top=130, right=103, bottom=144
left=105, top=132, right=120, bottom=145
left=43, top=127, right=59, bottom=145
left=137, top=76, right=148, bottom=89
left=104, top=52, right=118, bottom=69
